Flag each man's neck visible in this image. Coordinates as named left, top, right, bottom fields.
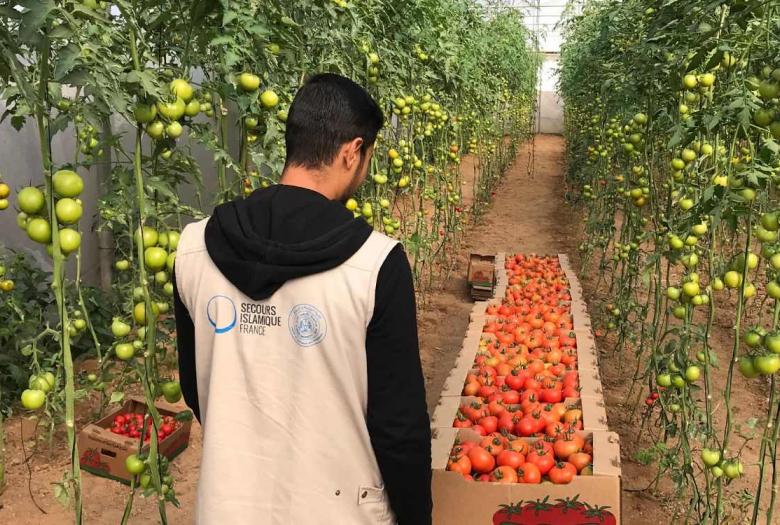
left=280, top=165, right=337, bottom=200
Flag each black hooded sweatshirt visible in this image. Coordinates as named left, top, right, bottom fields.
left=172, top=184, right=432, bottom=525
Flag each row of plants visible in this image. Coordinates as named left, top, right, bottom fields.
left=0, top=0, right=538, bottom=521
left=560, top=0, right=780, bottom=523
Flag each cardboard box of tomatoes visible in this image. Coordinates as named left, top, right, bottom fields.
left=77, top=396, right=193, bottom=484
left=431, top=427, right=622, bottom=525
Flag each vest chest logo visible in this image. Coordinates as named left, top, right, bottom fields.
left=206, top=295, right=237, bottom=334
left=288, top=304, right=327, bottom=347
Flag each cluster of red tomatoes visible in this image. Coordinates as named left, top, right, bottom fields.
left=448, top=254, right=592, bottom=484
left=447, top=431, right=594, bottom=484
left=109, top=412, right=178, bottom=443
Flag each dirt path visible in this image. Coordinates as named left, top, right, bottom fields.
left=2, top=134, right=662, bottom=524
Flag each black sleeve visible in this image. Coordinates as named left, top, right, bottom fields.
left=366, top=244, right=432, bottom=525
left=172, top=267, right=201, bottom=423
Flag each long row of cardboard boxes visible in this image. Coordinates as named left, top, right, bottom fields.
left=430, top=253, right=622, bottom=524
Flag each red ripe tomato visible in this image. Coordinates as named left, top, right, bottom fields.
left=447, top=455, right=472, bottom=475
left=498, top=412, right=516, bottom=433
left=454, top=413, right=473, bottom=428
left=471, top=424, right=487, bottom=436
left=553, top=436, right=582, bottom=460
left=479, top=416, right=498, bottom=434
left=161, top=423, right=174, bottom=435
left=496, top=450, right=525, bottom=469
left=468, top=446, right=496, bottom=474
left=548, top=462, right=576, bottom=484
left=568, top=452, right=592, bottom=473
left=501, top=390, right=520, bottom=405
left=515, top=417, right=537, bottom=437
left=491, top=465, right=519, bottom=484
left=518, top=462, right=542, bottom=484
left=488, top=400, right=506, bottom=417
left=481, top=436, right=505, bottom=456
left=527, top=447, right=555, bottom=475
left=504, top=372, right=524, bottom=391
left=114, top=414, right=126, bottom=425
left=540, top=387, right=563, bottom=403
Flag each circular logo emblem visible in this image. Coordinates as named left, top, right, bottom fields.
left=206, top=295, right=237, bottom=334
left=288, top=304, right=327, bottom=347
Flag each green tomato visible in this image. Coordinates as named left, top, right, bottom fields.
left=166, top=121, right=183, bottom=139
left=29, top=374, right=51, bottom=393
left=167, top=231, right=180, bottom=250
left=166, top=251, right=176, bottom=273
left=764, top=331, right=780, bottom=354
left=656, top=373, right=672, bottom=388
left=115, top=343, right=135, bottom=360
left=260, top=90, right=279, bottom=109
left=723, top=271, right=741, bottom=289
left=115, top=259, right=130, bottom=271
left=59, top=228, right=81, bottom=255
left=754, top=354, right=780, bottom=375
left=701, top=448, right=721, bottom=467
left=27, top=218, right=52, bottom=244
left=161, top=381, right=182, bottom=403
left=672, top=375, right=686, bottom=389
left=124, top=454, right=146, bottom=475
left=157, top=98, right=186, bottom=121
left=169, top=79, right=194, bottom=102
left=163, top=282, right=174, bottom=296
left=238, top=72, right=261, bottom=92
left=146, top=120, right=165, bottom=140
left=761, top=212, right=779, bottom=232
left=20, top=389, right=46, bottom=410
left=18, top=187, right=46, bottom=214
left=722, top=460, right=742, bottom=479
left=155, top=271, right=169, bottom=285
left=133, top=103, right=157, bottom=124
left=666, top=287, right=681, bottom=300
left=682, top=281, right=700, bottom=297
left=739, top=356, right=760, bottom=378
left=135, top=226, right=159, bottom=248
left=745, top=329, right=763, bottom=348
left=111, top=318, right=131, bottom=338
left=53, top=170, right=84, bottom=198
left=184, top=99, right=201, bottom=117
left=684, top=365, right=701, bottom=382
left=55, top=198, right=83, bottom=224
left=768, top=278, right=780, bottom=298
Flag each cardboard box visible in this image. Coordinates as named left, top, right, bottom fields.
left=468, top=253, right=496, bottom=288
left=431, top=395, right=608, bottom=432
left=431, top=427, right=622, bottom=525
left=77, top=396, right=193, bottom=484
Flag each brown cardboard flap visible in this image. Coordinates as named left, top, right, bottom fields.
left=592, top=431, right=622, bottom=477
left=431, top=396, right=461, bottom=428
left=431, top=427, right=459, bottom=469
left=580, top=395, right=609, bottom=430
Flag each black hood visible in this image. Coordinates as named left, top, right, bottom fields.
left=205, top=185, right=372, bottom=300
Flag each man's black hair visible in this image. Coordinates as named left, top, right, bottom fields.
left=284, top=73, right=384, bottom=169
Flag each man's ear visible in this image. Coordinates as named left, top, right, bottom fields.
left=343, top=137, right=364, bottom=170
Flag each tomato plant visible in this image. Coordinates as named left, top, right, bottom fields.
left=560, top=0, right=780, bottom=522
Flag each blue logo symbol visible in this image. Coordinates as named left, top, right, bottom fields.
left=206, top=295, right=237, bottom=334
left=289, top=304, right=327, bottom=347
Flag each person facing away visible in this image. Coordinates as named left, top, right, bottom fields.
left=172, top=73, right=432, bottom=525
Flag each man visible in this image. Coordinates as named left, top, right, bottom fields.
left=173, top=73, right=432, bottom=525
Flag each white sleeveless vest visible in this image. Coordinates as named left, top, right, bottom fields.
left=175, top=218, right=399, bottom=525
